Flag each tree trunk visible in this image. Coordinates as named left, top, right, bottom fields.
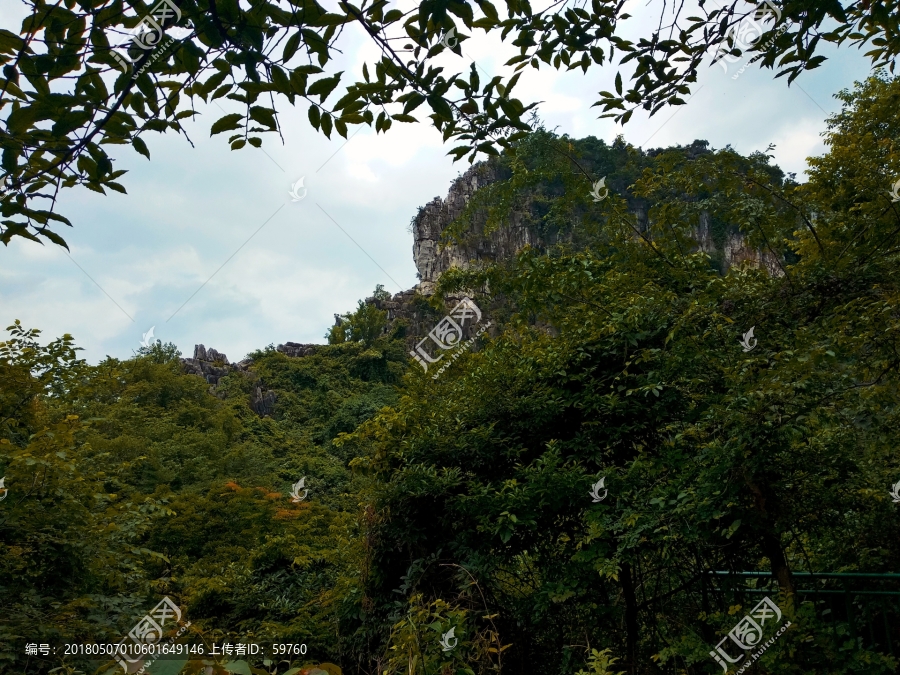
left=744, top=472, right=795, bottom=601
left=760, top=531, right=795, bottom=599
left=621, top=562, right=640, bottom=674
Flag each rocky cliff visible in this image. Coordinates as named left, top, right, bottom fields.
left=409, top=157, right=780, bottom=288
left=411, top=162, right=553, bottom=294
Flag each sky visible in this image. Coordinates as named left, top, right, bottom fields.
left=0, top=0, right=875, bottom=364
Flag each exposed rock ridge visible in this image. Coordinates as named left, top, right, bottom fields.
left=182, top=344, right=249, bottom=385
left=181, top=344, right=275, bottom=417
left=412, top=162, right=556, bottom=294
left=410, top=159, right=782, bottom=288
left=276, top=342, right=318, bottom=358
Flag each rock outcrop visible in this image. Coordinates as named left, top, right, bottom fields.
left=411, top=162, right=553, bottom=294
left=695, top=211, right=782, bottom=276
left=409, top=152, right=781, bottom=289
left=276, top=342, right=318, bottom=358
left=182, top=344, right=277, bottom=416
left=251, top=386, right=276, bottom=416
left=182, top=344, right=250, bottom=386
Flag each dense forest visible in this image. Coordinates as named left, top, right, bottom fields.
left=2, top=73, right=900, bottom=675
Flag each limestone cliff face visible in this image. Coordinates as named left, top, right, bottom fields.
left=411, top=162, right=550, bottom=294
left=695, top=211, right=783, bottom=276
left=409, top=160, right=780, bottom=288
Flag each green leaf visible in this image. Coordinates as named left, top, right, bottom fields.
left=283, top=31, right=302, bottom=62
left=36, top=227, right=69, bottom=249
left=307, top=73, right=342, bottom=102
left=202, top=69, right=229, bottom=95
left=427, top=95, right=454, bottom=121
left=308, top=105, right=321, bottom=130
left=77, top=154, right=97, bottom=177
left=314, top=12, right=351, bottom=26
left=7, top=105, right=39, bottom=134
left=271, top=66, right=291, bottom=93
left=403, top=92, right=426, bottom=114
left=338, top=112, right=365, bottom=124
left=0, top=29, right=25, bottom=53
left=212, top=84, right=232, bottom=100
left=294, top=64, right=325, bottom=75
left=210, top=113, right=244, bottom=136
left=144, top=120, right=169, bottom=133
left=249, top=106, right=277, bottom=129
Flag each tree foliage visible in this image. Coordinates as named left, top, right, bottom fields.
left=328, top=288, right=391, bottom=347
left=0, top=310, right=406, bottom=673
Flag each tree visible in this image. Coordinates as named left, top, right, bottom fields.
left=1, top=0, right=899, bottom=247
left=328, top=290, right=389, bottom=347
left=0, top=322, right=166, bottom=673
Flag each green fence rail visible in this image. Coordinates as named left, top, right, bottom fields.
left=709, top=571, right=900, bottom=658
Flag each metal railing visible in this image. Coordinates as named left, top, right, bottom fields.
left=710, top=571, right=900, bottom=657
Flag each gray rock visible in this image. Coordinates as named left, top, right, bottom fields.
left=251, top=386, right=276, bottom=416
left=183, top=344, right=238, bottom=386
left=277, top=342, right=318, bottom=358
